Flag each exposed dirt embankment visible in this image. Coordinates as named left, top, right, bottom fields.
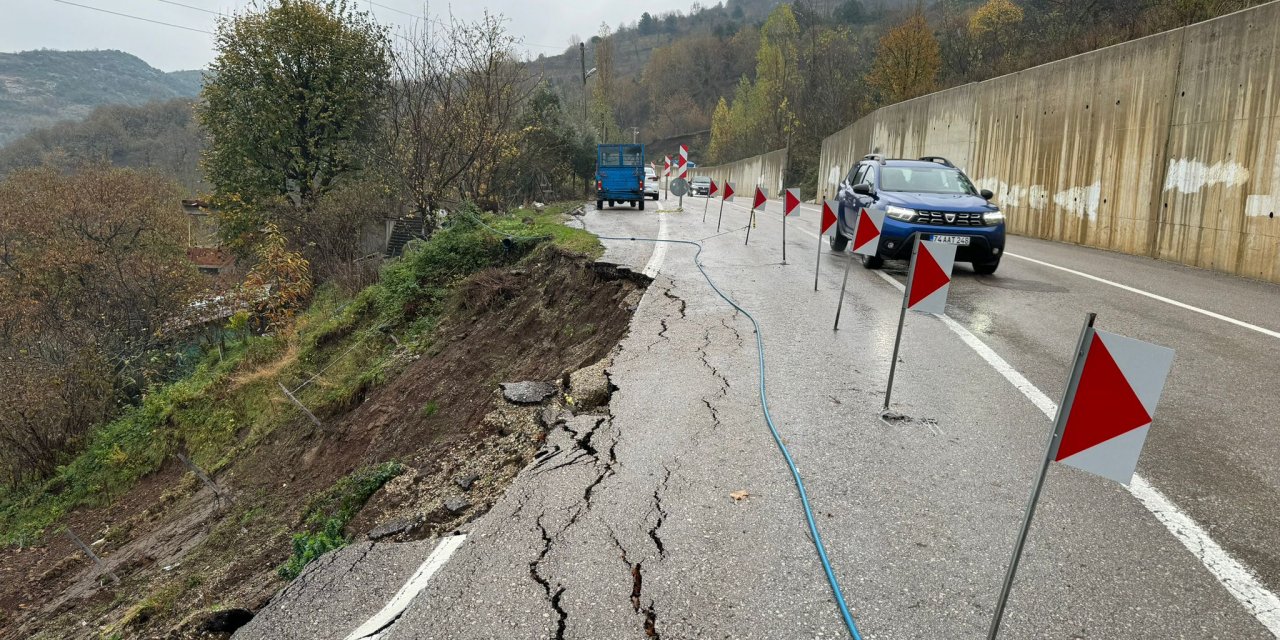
left=0, top=244, right=649, bottom=639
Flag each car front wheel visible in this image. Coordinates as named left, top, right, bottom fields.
left=860, top=254, right=884, bottom=269
left=973, top=259, right=999, bottom=275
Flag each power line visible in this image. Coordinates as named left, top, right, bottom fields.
left=367, top=0, right=423, bottom=19
left=50, top=0, right=214, bottom=34
left=151, top=0, right=221, bottom=16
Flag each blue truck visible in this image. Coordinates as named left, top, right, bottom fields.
left=595, top=144, right=646, bottom=211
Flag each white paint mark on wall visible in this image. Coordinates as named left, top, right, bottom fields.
left=1163, top=158, right=1251, bottom=194
left=1053, top=182, right=1102, bottom=221
left=975, top=179, right=1049, bottom=210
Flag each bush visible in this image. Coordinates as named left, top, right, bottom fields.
left=276, top=461, right=404, bottom=579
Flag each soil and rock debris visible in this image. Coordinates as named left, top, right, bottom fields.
left=0, top=243, right=649, bottom=639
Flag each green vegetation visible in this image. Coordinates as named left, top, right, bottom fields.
left=277, top=461, right=404, bottom=579
left=0, top=202, right=590, bottom=547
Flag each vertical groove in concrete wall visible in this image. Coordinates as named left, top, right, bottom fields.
left=818, top=1, right=1280, bottom=283
left=694, top=148, right=789, bottom=200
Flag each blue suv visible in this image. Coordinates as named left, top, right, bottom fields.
left=831, top=155, right=1004, bottom=274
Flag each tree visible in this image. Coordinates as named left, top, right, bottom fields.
left=639, top=12, right=658, bottom=35
left=590, top=23, right=621, bottom=142
left=970, top=0, right=1026, bottom=73
left=199, top=0, right=390, bottom=215
left=0, top=166, right=199, bottom=484
left=867, top=11, right=942, bottom=104
left=377, top=12, right=532, bottom=225
left=835, top=0, right=867, bottom=24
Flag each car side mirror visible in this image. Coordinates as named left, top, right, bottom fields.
left=980, top=189, right=994, bottom=200
left=852, top=182, right=873, bottom=196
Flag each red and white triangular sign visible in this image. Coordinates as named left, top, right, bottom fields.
left=663, top=156, right=671, bottom=177
left=722, top=182, right=735, bottom=202
left=784, top=188, right=800, bottom=216
left=820, top=200, right=838, bottom=235
left=752, top=186, right=767, bottom=210
left=851, top=207, right=884, bottom=257
left=709, top=179, right=719, bottom=197
left=905, top=240, right=956, bottom=314
left=1054, top=329, right=1174, bottom=485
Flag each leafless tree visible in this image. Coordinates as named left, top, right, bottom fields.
left=376, top=12, right=535, bottom=225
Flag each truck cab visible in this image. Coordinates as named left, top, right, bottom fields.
left=595, top=144, right=646, bottom=210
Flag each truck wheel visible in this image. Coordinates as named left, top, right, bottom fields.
left=596, top=200, right=603, bottom=210
left=829, top=228, right=848, bottom=251
left=639, top=199, right=645, bottom=211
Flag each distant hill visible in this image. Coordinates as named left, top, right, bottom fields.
left=0, top=50, right=203, bottom=145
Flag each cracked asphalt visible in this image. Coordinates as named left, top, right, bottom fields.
left=239, top=192, right=1280, bottom=639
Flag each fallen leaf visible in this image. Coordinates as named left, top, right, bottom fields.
left=730, top=490, right=750, bottom=502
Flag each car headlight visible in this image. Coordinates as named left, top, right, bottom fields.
left=886, top=205, right=916, bottom=221
left=983, top=209, right=1005, bottom=225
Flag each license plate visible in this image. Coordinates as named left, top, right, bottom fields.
left=930, top=235, right=971, bottom=245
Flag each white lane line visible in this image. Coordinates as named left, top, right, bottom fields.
left=1005, top=252, right=1280, bottom=340
left=872, top=269, right=1280, bottom=635
left=641, top=209, right=670, bottom=277
left=344, top=534, right=468, bottom=640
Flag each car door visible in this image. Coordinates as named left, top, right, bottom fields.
left=839, top=164, right=868, bottom=235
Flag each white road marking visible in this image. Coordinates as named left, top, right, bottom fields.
left=344, top=534, right=468, bottom=640
left=872, top=269, right=1280, bottom=635
left=641, top=206, right=671, bottom=277
left=1004, top=252, right=1280, bottom=340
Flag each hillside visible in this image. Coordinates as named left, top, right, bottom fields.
left=0, top=49, right=203, bottom=145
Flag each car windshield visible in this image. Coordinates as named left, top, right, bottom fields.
left=692, top=177, right=710, bottom=184
left=645, top=168, right=656, bottom=177
left=879, top=166, right=977, bottom=195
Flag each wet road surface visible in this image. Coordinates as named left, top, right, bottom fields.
left=240, top=193, right=1280, bottom=639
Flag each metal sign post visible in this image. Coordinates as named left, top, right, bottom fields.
left=782, top=210, right=788, bottom=264
left=988, top=313, right=1097, bottom=640
left=882, top=241, right=919, bottom=411
left=745, top=208, right=755, bottom=245
left=815, top=233, right=825, bottom=291
left=670, top=178, right=688, bottom=212
left=833, top=248, right=855, bottom=330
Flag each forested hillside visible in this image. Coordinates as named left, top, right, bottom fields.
left=0, top=49, right=202, bottom=144
left=0, top=98, right=205, bottom=191
left=549, top=0, right=1265, bottom=194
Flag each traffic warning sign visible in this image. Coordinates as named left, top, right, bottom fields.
left=906, top=240, right=956, bottom=315
left=851, top=208, right=884, bottom=258
left=1054, top=329, right=1174, bottom=485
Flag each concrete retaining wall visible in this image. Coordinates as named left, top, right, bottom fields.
left=694, top=148, right=789, bottom=200
left=817, top=2, right=1280, bottom=282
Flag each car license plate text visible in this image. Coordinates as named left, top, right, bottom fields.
left=931, top=235, right=971, bottom=245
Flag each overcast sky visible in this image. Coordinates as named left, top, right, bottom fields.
left=3, top=0, right=698, bottom=71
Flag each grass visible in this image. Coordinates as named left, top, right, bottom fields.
left=0, top=201, right=592, bottom=549
left=276, top=461, right=405, bottom=579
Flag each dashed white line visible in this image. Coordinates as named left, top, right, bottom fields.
left=344, top=534, right=468, bottom=640
left=1003, top=252, right=1280, bottom=340
left=871, top=269, right=1280, bottom=636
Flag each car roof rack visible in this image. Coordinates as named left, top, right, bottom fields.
left=862, top=153, right=886, bottom=165
left=919, top=156, right=955, bottom=168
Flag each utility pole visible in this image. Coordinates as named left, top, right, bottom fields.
left=632, top=127, right=639, bottom=143
left=579, top=42, right=588, bottom=119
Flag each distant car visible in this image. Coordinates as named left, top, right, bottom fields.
left=831, top=155, right=1005, bottom=274
left=690, top=176, right=711, bottom=196
left=645, top=167, right=659, bottom=200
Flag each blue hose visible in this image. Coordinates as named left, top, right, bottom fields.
left=598, top=234, right=865, bottom=640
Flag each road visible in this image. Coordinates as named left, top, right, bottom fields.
left=239, top=191, right=1280, bottom=639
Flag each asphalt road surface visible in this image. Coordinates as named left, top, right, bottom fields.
left=240, top=192, right=1280, bottom=639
